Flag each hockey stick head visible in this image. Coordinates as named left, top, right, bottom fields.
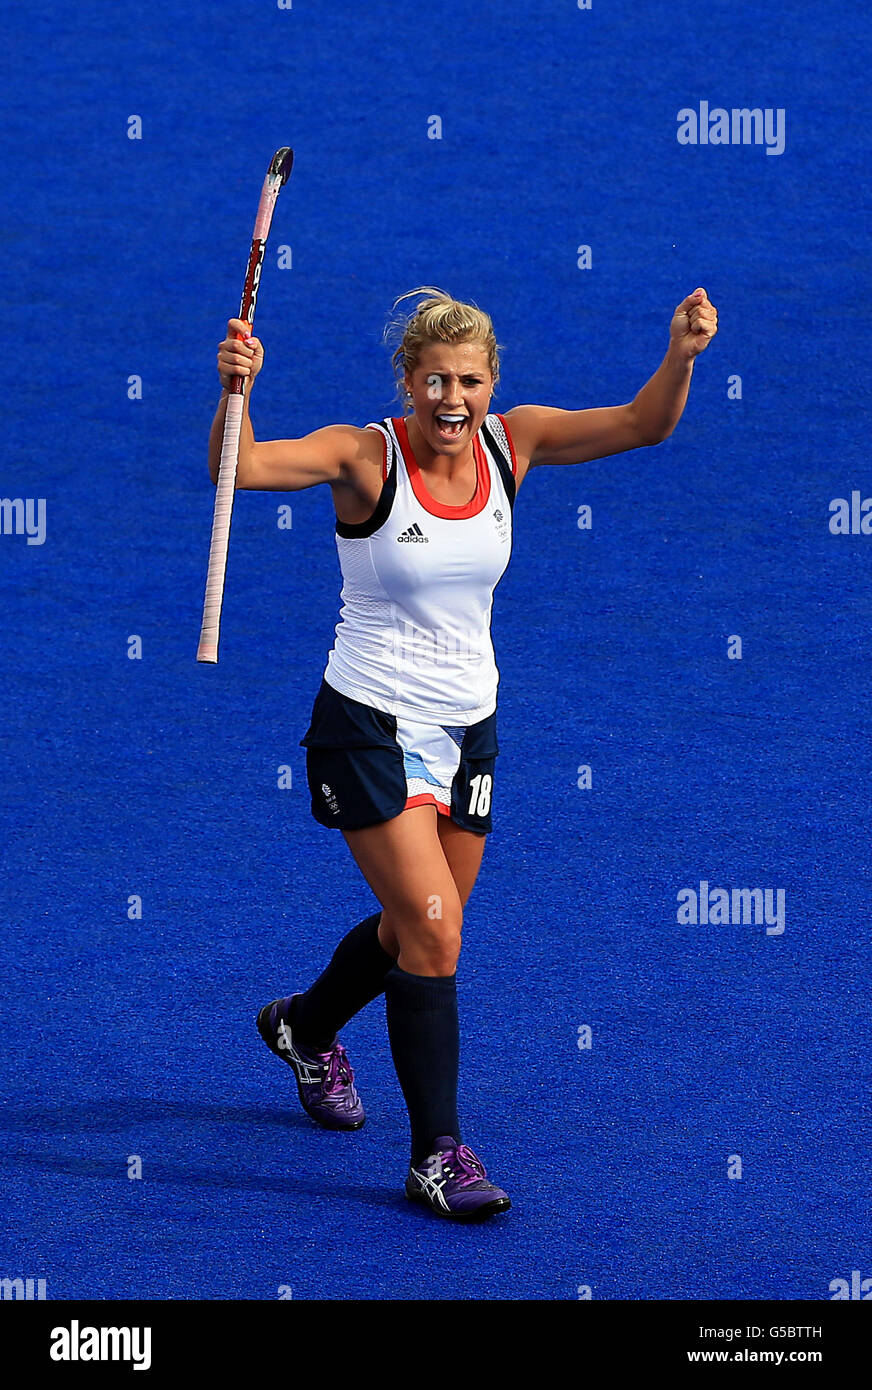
left=270, top=147, right=294, bottom=184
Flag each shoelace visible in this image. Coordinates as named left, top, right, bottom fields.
left=439, top=1143, right=487, bottom=1186
left=322, top=1043, right=353, bottom=1094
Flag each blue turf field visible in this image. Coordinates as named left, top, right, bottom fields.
left=1, top=0, right=870, bottom=1301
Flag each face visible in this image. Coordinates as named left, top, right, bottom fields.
left=404, top=341, right=494, bottom=453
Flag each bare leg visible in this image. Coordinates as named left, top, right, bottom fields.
left=342, top=804, right=486, bottom=975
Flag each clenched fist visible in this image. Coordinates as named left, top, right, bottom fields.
left=217, top=317, right=265, bottom=390
left=670, top=288, right=718, bottom=359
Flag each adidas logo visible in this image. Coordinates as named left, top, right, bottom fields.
left=397, top=523, right=429, bottom=543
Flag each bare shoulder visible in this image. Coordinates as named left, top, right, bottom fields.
left=329, top=422, right=390, bottom=525
left=496, top=407, right=537, bottom=491
left=331, top=422, right=386, bottom=489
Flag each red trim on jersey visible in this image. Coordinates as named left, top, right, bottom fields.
left=495, top=412, right=518, bottom=476
left=365, top=423, right=388, bottom=482
left=393, top=417, right=490, bottom=519
left=404, top=793, right=451, bottom=815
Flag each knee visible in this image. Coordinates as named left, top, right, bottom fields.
left=387, top=901, right=463, bottom=976
left=417, top=925, right=462, bottom=976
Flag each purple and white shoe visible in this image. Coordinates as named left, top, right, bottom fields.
left=256, top=995, right=365, bottom=1131
left=405, top=1136, right=511, bottom=1220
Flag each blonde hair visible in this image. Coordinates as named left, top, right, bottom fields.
left=384, top=286, right=501, bottom=407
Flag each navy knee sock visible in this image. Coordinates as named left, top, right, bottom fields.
left=290, top=912, right=396, bottom=1050
left=384, top=965, right=461, bottom=1167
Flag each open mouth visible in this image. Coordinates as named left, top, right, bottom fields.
left=434, top=413, right=468, bottom=441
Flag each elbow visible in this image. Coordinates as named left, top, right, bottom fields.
left=628, top=404, right=668, bottom=448
left=641, top=426, right=672, bottom=447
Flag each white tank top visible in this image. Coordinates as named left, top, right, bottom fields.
left=322, top=412, right=518, bottom=724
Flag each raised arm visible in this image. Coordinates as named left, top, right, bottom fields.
left=504, top=288, right=718, bottom=470
left=208, top=316, right=372, bottom=491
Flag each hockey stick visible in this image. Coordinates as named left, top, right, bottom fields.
left=197, top=146, right=294, bottom=663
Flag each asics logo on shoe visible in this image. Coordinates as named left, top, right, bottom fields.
left=397, top=524, right=428, bottom=543
left=277, top=1021, right=325, bottom=1084
left=414, top=1167, right=450, bottom=1211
